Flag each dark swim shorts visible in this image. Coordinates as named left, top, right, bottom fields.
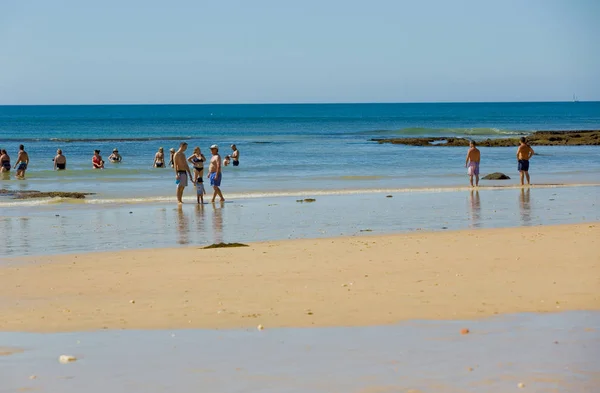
left=518, top=159, right=530, bottom=172
left=233, top=160, right=239, bottom=167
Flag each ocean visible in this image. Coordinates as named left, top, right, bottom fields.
left=1, top=102, right=599, bottom=255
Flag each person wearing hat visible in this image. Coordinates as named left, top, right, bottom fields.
left=92, top=150, right=104, bottom=169
left=168, top=147, right=176, bottom=168
left=154, top=147, right=166, bottom=168
left=108, top=148, right=122, bottom=163
left=207, top=144, right=225, bottom=202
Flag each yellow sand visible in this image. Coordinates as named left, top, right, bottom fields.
left=0, top=223, right=598, bottom=332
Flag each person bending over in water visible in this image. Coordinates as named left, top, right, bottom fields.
left=173, top=142, right=194, bottom=204
left=153, top=147, right=166, bottom=168
left=207, top=144, right=225, bottom=202
left=108, top=148, right=122, bottom=163
left=465, top=140, right=481, bottom=187
left=0, top=149, right=10, bottom=173
left=92, top=150, right=104, bottom=169
left=54, top=149, right=67, bottom=170
left=517, top=137, right=535, bottom=186
left=14, top=145, right=29, bottom=179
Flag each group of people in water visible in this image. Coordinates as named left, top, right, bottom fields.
left=465, top=137, right=535, bottom=187
left=0, top=142, right=240, bottom=204
left=0, top=145, right=30, bottom=179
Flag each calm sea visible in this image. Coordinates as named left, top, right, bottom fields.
left=1, top=102, right=599, bottom=205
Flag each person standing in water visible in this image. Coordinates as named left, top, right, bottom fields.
left=0, top=149, right=10, bottom=173
left=108, top=148, right=122, bottom=163
left=92, top=150, right=104, bottom=169
left=517, top=137, right=535, bottom=186
left=173, top=142, right=193, bottom=204
left=230, top=144, right=240, bottom=166
left=54, top=149, right=67, bottom=170
left=187, top=147, right=206, bottom=181
left=168, top=148, right=176, bottom=168
left=207, top=144, right=225, bottom=202
left=154, top=147, right=166, bottom=168
left=465, top=140, right=481, bottom=187
left=14, top=145, right=29, bottom=179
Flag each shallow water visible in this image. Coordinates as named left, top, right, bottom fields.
left=1, top=311, right=599, bottom=393
left=1, top=185, right=598, bottom=257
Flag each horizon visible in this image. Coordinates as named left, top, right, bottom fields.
left=1, top=100, right=599, bottom=107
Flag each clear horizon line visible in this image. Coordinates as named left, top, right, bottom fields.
left=0, top=100, right=598, bottom=107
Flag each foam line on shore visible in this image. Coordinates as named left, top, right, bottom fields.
left=1, top=182, right=599, bottom=207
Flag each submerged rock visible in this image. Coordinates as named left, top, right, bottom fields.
left=1, top=189, right=93, bottom=200
left=371, top=130, right=600, bottom=147
left=482, top=173, right=511, bottom=180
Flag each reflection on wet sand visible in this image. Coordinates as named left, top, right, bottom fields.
left=176, top=206, right=189, bottom=245
left=520, top=188, right=532, bottom=226
left=195, top=204, right=205, bottom=233
left=469, top=190, right=481, bottom=228
left=212, top=202, right=224, bottom=244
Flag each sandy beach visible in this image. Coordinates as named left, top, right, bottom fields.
left=1, top=223, right=598, bottom=333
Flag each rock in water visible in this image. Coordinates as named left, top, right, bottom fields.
left=482, top=172, right=511, bottom=180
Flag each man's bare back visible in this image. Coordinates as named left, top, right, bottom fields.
left=466, top=147, right=480, bottom=163
left=517, top=144, right=534, bottom=160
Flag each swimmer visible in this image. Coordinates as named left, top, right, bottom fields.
left=92, top=150, right=104, bottom=169
left=230, top=144, right=240, bottom=166
left=108, top=148, right=122, bottom=163
left=517, top=137, right=535, bottom=186
left=14, top=145, right=29, bottom=179
left=54, top=149, right=67, bottom=170
left=154, top=147, right=166, bottom=168
left=465, top=140, right=481, bottom=187
left=207, top=144, right=225, bottom=202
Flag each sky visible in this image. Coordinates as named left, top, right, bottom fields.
left=0, top=0, right=599, bottom=104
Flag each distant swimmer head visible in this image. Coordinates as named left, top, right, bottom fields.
left=231, top=144, right=236, bottom=149
left=470, top=140, right=476, bottom=147
left=193, top=146, right=201, bottom=154
left=210, top=144, right=219, bottom=151
left=520, top=137, right=527, bottom=144
left=94, top=149, right=100, bottom=154
left=57, top=149, right=62, bottom=154
left=168, top=147, right=174, bottom=152
left=113, top=148, right=118, bottom=152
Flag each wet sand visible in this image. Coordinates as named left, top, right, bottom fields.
left=1, top=311, right=599, bottom=393
left=1, top=223, right=598, bottom=332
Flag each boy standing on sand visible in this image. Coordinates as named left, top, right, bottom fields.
left=14, top=145, right=29, bottom=179
left=517, top=137, right=534, bottom=186
left=173, top=142, right=193, bottom=204
left=207, top=144, right=225, bottom=202
left=465, top=141, right=480, bottom=187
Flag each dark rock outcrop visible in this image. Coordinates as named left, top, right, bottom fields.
left=482, top=173, right=511, bottom=180
left=0, top=189, right=93, bottom=199
left=371, top=130, right=600, bottom=147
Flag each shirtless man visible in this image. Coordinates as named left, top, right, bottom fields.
left=54, top=149, right=67, bottom=170
left=517, top=137, right=535, bottom=186
left=207, top=144, right=225, bottom=202
left=173, top=142, right=193, bottom=204
left=465, top=140, right=481, bottom=187
left=230, top=144, right=240, bottom=166
left=14, top=145, right=29, bottom=179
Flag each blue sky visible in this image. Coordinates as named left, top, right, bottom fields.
left=0, top=0, right=598, bottom=104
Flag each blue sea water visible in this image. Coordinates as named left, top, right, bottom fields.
left=1, top=102, right=599, bottom=204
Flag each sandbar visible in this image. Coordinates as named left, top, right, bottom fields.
left=0, top=223, right=598, bottom=332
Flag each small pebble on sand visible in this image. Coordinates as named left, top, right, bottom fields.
left=257, top=324, right=264, bottom=330
left=518, top=382, right=525, bottom=388
left=58, top=355, right=77, bottom=364
left=29, top=375, right=37, bottom=380
left=460, top=328, right=470, bottom=335
left=129, top=300, right=135, bottom=304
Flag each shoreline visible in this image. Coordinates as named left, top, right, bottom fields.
left=2, top=182, right=599, bottom=206
left=1, top=223, right=598, bottom=333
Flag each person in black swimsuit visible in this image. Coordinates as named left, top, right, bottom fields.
left=0, top=149, right=10, bottom=173
left=230, top=144, right=240, bottom=166
left=54, top=149, right=67, bottom=170
left=187, top=146, right=206, bottom=182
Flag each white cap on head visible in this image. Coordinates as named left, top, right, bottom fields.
left=210, top=144, right=218, bottom=149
